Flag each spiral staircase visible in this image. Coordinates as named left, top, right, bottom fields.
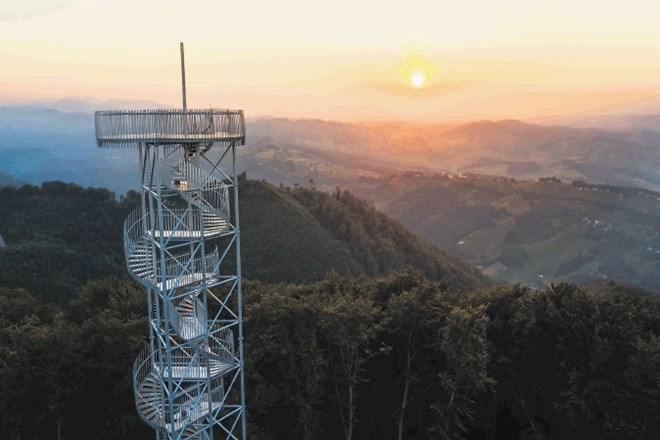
left=95, top=107, right=247, bottom=440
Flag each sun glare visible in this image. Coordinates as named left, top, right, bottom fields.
left=398, top=54, right=436, bottom=90
left=410, top=71, right=426, bottom=88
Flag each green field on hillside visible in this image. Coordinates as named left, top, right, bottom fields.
left=349, top=175, right=660, bottom=292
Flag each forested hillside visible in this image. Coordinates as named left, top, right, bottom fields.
left=2, top=272, right=659, bottom=439
left=3, top=179, right=659, bottom=439
left=240, top=179, right=487, bottom=289
left=0, top=182, right=132, bottom=303
left=0, top=179, right=489, bottom=304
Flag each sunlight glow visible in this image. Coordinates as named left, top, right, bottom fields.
left=399, top=55, right=436, bottom=90
left=410, top=71, right=426, bottom=88
left=3, top=1, right=660, bottom=120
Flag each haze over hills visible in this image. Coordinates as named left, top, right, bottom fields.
left=0, top=106, right=137, bottom=194
left=0, top=171, right=24, bottom=187
left=246, top=117, right=660, bottom=191
left=2, top=103, right=659, bottom=191
left=1, top=102, right=658, bottom=292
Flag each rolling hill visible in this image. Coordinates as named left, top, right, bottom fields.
left=0, top=179, right=489, bottom=303
left=239, top=178, right=488, bottom=288
left=1, top=103, right=656, bottom=293
left=348, top=173, right=660, bottom=292
left=2, top=104, right=659, bottom=194
left=245, top=117, right=660, bottom=191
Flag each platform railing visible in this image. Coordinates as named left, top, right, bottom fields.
left=95, top=109, right=245, bottom=148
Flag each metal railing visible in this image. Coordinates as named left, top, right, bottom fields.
left=95, top=109, right=245, bottom=148
left=159, top=157, right=232, bottom=223
left=170, top=296, right=206, bottom=340
left=124, top=237, right=220, bottom=290
left=133, top=346, right=154, bottom=396
left=125, top=207, right=227, bottom=246
left=133, top=346, right=209, bottom=430
left=133, top=347, right=167, bottom=430
left=208, top=323, right=235, bottom=363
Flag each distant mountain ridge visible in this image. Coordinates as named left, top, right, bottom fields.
left=0, top=105, right=138, bottom=195
left=0, top=171, right=24, bottom=187
left=0, top=104, right=658, bottom=193
left=0, top=104, right=656, bottom=292
left=245, top=116, right=660, bottom=191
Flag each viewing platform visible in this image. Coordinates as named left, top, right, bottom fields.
left=95, top=109, right=245, bottom=148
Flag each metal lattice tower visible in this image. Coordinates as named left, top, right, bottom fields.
left=94, top=43, right=247, bottom=440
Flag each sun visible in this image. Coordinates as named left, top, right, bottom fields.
left=398, top=55, right=436, bottom=90
left=410, top=70, right=426, bottom=88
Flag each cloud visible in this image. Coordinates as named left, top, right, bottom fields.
left=0, top=0, right=80, bottom=22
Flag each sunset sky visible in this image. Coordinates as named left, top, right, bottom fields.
left=2, top=0, right=660, bottom=121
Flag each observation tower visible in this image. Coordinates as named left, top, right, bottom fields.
left=95, top=44, right=247, bottom=440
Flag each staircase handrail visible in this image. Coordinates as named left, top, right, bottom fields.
left=124, top=206, right=227, bottom=254
left=123, top=205, right=221, bottom=288
left=155, top=247, right=220, bottom=288
left=133, top=345, right=152, bottom=393
left=203, top=321, right=236, bottom=363
left=159, top=156, right=231, bottom=222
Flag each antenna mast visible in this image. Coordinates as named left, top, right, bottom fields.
left=180, top=42, right=187, bottom=110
